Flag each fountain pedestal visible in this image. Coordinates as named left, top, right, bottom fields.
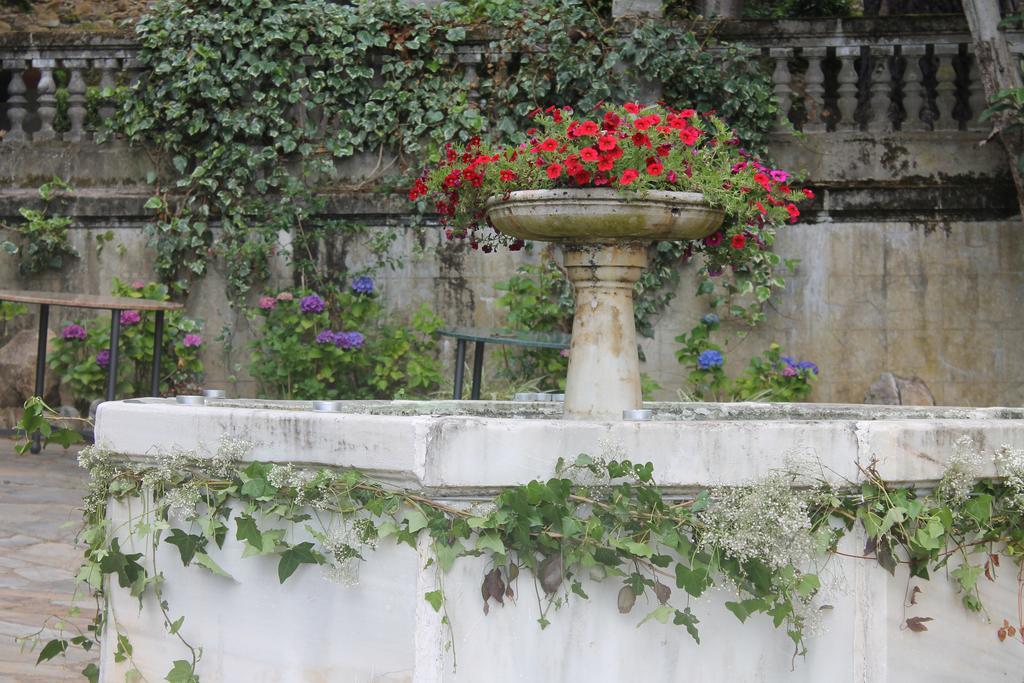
left=562, top=243, right=647, bottom=419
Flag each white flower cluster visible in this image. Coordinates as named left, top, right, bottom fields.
left=268, top=463, right=310, bottom=490
left=207, top=436, right=251, bottom=478
left=699, top=474, right=818, bottom=571
left=163, top=481, right=202, bottom=521
left=937, top=435, right=984, bottom=504
left=995, top=444, right=1024, bottom=508
left=78, top=445, right=117, bottom=516
left=322, top=524, right=364, bottom=587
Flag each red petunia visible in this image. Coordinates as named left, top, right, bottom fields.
left=593, top=172, right=610, bottom=186
left=631, top=132, right=652, bottom=149
left=803, top=188, right=815, bottom=199
left=656, top=144, right=671, bottom=158
left=546, top=163, right=563, bottom=179
left=678, top=108, right=696, bottom=119
left=597, top=155, right=615, bottom=171
left=603, top=112, right=622, bottom=130
left=624, top=102, right=640, bottom=114
left=786, top=203, right=800, bottom=221
left=646, top=161, right=663, bottom=176
left=731, top=234, right=746, bottom=249
left=579, top=147, right=600, bottom=162
left=534, top=138, right=559, bottom=153
left=634, top=116, right=653, bottom=131
left=574, top=170, right=591, bottom=186
left=619, top=168, right=639, bottom=186
left=597, top=134, right=619, bottom=152
left=755, top=201, right=766, bottom=214
left=679, top=127, right=700, bottom=146
left=575, top=121, right=600, bottom=136
left=500, top=169, right=518, bottom=182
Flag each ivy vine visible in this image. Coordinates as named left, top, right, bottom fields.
left=18, top=400, right=1024, bottom=680
left=111, top=0, right=782, bottom=334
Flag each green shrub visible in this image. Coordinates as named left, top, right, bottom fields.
left=49, top=279, right=204, bottom=409
left=248, top=279, right=443, bottom=400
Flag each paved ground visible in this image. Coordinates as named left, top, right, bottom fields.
left=0, top=441, right=97, bottom=682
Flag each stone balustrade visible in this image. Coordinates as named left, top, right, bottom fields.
left=2, top=16, right=1021, bottom=146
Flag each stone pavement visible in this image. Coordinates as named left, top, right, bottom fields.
left=0, top=441, right=97, bottom=682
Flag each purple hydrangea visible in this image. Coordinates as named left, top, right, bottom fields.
left=795, top=360, right=819, bottom=375
left=351, top=276, right=374, bottom=295
left=300, top=294, right=326, bottom=314
left=335, top=331, right=366, bottom=350
left=315, top=330, right=337, bottom=345
left=61, top=324, right=87, bottom=341
left=96, top=349, right=110, bottom=367
left=697, top=349, right=723, bottom=370
left=183, top=334, right=202, bottom=348
left=119, top=310, right=141, bottom=326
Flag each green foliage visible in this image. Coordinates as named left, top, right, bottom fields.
left=13, top=397, right=84, bottom=455
left=31, top=437, right=1024, bottom=678
left=1, top=178, right=79, bottom=276
left=675, top=315, right=818, bottom=401
left=248, top=281, right=443, bottom=399
left=48, top=279, right=204, bottom=409
left=494, top=260, right=573, bottom=390
left=982, top=85, right=1024, bottom=176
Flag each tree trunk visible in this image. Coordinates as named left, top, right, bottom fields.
left=963, top=0, right=1024, bottom=218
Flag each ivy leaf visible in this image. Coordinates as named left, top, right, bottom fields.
left=194, top=552, right=234, bottom=580
left=475, top=533, right=506, bottom=556
left=82, top=663, right=99, bottom=683
left=36, top=638, right=67, bottom=664
left=403, top=509, right=428, bottom=533
left=165, top=528, right=205, bottom=566
left=965, top=495, right=993, bottom=525
left=278, top=541, right=320, bottom=583
left=905, top=616, right=934, bottom=633
left=638, top=604, right=674, bottom=626
left=165, top=659, right=199, bottom=683
left=424, top=589, right=444, bottom=612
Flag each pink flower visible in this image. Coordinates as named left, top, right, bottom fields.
left=259, top=295, right=276, bottom=310
left=276, top=292, right=294, bottom=301
left=183, top=334, right=202, bottom=348
left=119, top=310, right=141, bottom=326
left=131, top=279, right=146, bottom=290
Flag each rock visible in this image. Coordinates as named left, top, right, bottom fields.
left=864, top=372, right=935, bottom=406
left=0, top=329, right=59, bottom=408
left=52, top=404, right=81, bottom=431
left=88, top=398, right=103, bottom=421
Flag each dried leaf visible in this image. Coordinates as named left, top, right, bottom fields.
left=617, top=585, right=637, bottom=614
left=653, top=581, right=671, bottom=605
left=998, top=626, right=1007, bottom=642
left=877, top=539, right=897, bottom=576
left=481, top=567, right=506, bottom=615
left=905, top=616, right=933, bottom=633
left=863, top=535, right=877, bottom=556
left=539, top=555, right=562, bottom=595
left=507, top=563, right=519, bottom=582
left=910, top=586, right=921, bottom=605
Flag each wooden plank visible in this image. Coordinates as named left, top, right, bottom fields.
left=963, top=0, right=1024, bottom=218
left=0, top=289, right=183, bottom=311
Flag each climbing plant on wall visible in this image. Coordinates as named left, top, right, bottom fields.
left=112, top=0, right=782, bottom=333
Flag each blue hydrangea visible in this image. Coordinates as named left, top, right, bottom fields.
left=300, top=294, right=326, bottom=314
left=795, top=360, right=819, bottom=375
left=701, top=313, right=720, bottom=326
left=351, top=276, right=374, bottom=295
left=315, top=330, right=337, bottom=345
left=335, top=331, right=366, bottom=350
left=697, top=349, right=724, bottom=370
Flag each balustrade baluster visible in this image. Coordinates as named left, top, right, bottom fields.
left=96, top=58, right=118, bottom=124
left=66, top=60, right=87, bottom=142
left=34, top=59, right=57, bottom=142
left=770, top=48, right=792, bottom=134
left=901, top=45, right=927, bottom=132
left=802, top=47, right=826, bottom=133
left=867, top=46, right=894, bottom=133
left=459, top=48, right=481, bottom=106
left=836, top=46, right=860, bottom=132
left=3, top=59, right=29, bottom=143
left=966, top=49, right=987, bottom=132
left=933, top=44, right=958, bottom=131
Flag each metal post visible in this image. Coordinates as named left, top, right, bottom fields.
left=106, top=310, right=121, bottom=402
left=151, top=310, right=164, bottom=396
left=31, top=304, right=50, bottom=454
left=453, top=339, right=466, bottom=400
left=470, top=341, right=485, bottom=400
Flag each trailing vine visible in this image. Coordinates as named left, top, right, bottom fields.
left=18, top=400, right=1024, bottom=680
left=111, top=0, right=783, bottom=334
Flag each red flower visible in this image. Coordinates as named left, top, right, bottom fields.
left=803, top=188, right=815, bottom=199
left=575, top=121, right=600, bottom=136
left=786, top=203, right=800, bottom=221
left=597, top=155, right=615, bottom=171
left=646, top=161, right=663, bottom=176
left=731, top=234, right=746, bottom=249
left=704, top=231, right=723, bottom=247
left=755, top=201, right=766, bottom=214
left=574, top=170, right=592, bottom=186
left=679, top=127, right=700, bottom=146
left=619, top=168, right=639, bottom=186
left=606, top=145, right=623, bottom=160
left=624, top=102, right=640, bottom=114
left=546, top=163, right=563, bottom=179
left=500, top=169, right=518, bottom=182
left=593, top=172, right=610, bottom=186
left=603, top=112, right=622, bottom=130
left=534, top=138, right=559, bottom=153
left=634, top=116, right=653, bottom=131
left=551, top=109, right=563, bottom=123
left=678, top=108, right=696, bottom=119
left=631, top=132, right=652, bottom=149
left=579, top=147, right=600, bottom=162
left=656, top=144, right=671, bottom=158
left=753, top=172, right=771, bottom=190
left=597, top=134, right=619, bottom=152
